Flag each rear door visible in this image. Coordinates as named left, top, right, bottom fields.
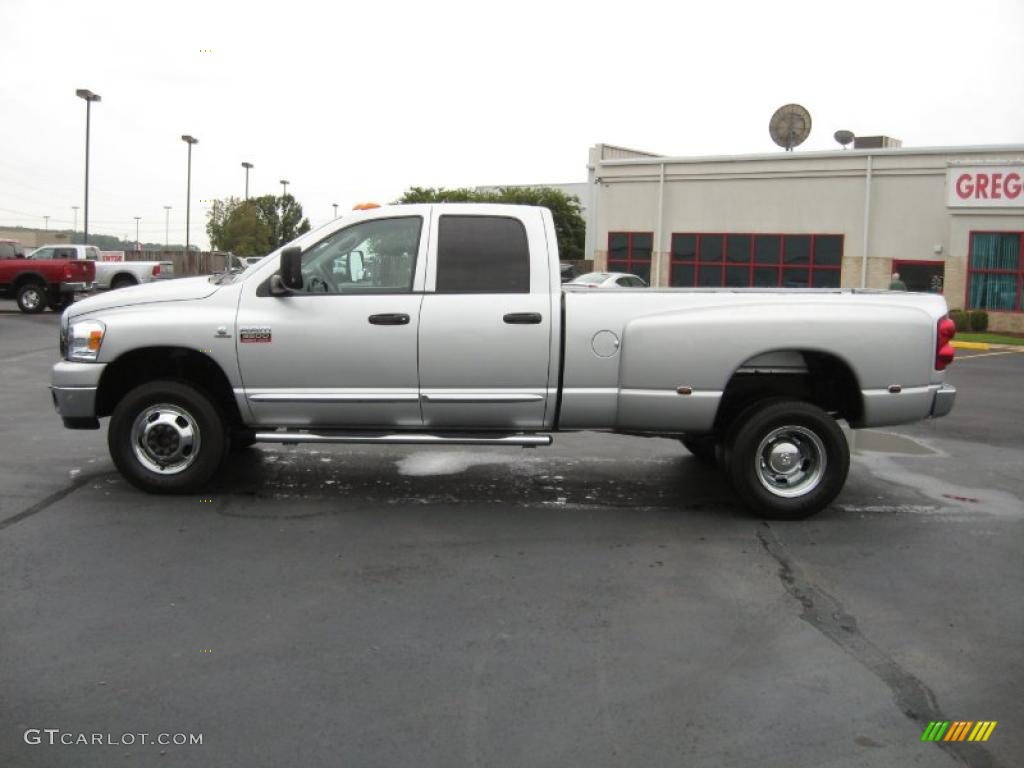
left=418, top=207, right=556, bottom=429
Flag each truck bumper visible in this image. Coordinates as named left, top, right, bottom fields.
left=60, top=281, right=94, bottom=294
left=930, top=383, right=956, bottom=418
left=50, top=361, right=106, bottom=429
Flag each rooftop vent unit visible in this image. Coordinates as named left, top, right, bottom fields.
left=853, top=135, right=902, bottom=149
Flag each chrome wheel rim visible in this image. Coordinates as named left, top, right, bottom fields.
left=131, top=403, right=201, bottom=474
left=21, top=288, right=42, bottom=310
left=755, top=425, right=826, bottom=498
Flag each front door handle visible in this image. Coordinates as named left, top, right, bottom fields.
left=503, top=312, right=542, bottom=324
left=368, top=313, right=410, bottom=325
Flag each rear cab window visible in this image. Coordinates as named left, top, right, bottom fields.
left=436, top=215, right=530, bottom=293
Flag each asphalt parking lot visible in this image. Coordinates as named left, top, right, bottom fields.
left=1, top=302, right=1021, bottom=768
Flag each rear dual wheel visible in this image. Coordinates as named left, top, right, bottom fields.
left=725, top=399, right=849, bottom=520
left=16, top=283, right=46, bottom=314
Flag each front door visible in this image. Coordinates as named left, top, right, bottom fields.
left=236, top=214, right=427, bottom=428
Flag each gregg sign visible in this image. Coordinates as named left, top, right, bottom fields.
left=948, top=165, right=1024, bottom=207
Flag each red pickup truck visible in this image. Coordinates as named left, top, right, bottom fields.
left=0, top=250, right=95, bottom=313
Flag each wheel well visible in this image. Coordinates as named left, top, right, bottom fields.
left=14, top=272, right=47, bottom=289
left=713, top=351, right=863, bottom=433
left=96, top=347, right=243, bottom=427
left=111, top=272, right=138, bottom=285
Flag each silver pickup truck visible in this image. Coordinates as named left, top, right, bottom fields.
left=50, top=204, right=957, bottom=519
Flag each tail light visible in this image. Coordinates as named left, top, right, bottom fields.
left=935, top=316, right=956, bottom=370
left=152, top=264, right=161, bottom=276
left=64, top=263, right=73, bottom=280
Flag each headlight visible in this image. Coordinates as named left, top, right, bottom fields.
left=67, top=320, right=106, bottom=362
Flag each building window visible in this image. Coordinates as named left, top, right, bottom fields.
left=608, top=232, right=653, bottom=283
left=967, top=232, right=1022, bottom=312
left=670, top=233, right=843, bottom=288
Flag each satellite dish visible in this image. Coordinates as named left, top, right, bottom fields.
left=769, top=104, right=812, bottom=151
left=834, top=129, right=855, bottom=149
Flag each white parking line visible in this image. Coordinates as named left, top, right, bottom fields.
left=956, top=350, right=1024, bottom=360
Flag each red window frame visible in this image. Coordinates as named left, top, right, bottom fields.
left=669, top=233, right=844, bottom=288
left=965, top=231, right=1024, bottom=313
left=607, top=231, right=653, bottom=283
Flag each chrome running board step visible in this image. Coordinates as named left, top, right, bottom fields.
left=253, top=431, right=553, bottom=447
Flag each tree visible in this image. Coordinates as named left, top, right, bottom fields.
left=206, top=195, right=311, bottom=256
left=395, top=186, right=586, bottom=261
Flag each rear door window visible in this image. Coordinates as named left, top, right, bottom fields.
left=436, top=215, right=530, bottom=293
left=86, top=247, right=100, bottom=260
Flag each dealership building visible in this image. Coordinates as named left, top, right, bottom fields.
left=583, top=142, right=1024, bottom=332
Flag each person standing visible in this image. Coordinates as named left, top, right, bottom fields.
left=888, top=271, right=907, bottom=290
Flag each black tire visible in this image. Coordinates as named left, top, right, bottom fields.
left=16, top=282, right=46, bottom=314
left=108, top=380, right=228, bottom=494
left=725, top=399, right=849, bottom=520
left=111, top=275, right=137, bottom=290
left=680, top=436, right=718, bottom=465
left=48, top=295, right=73, bottom=312
left=230, top=430, right=258, bottom=452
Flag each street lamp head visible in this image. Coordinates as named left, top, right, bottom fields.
left=242, top=162, right=253, bottom=169
left=181, top=135, right=198, bottom=145
left=164, top=205, right=171, bottom=211
left=76, top=89, right=101, bottom=102
left=279, top=179, right=289, bottom=185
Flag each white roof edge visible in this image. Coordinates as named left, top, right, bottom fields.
left=596, top=144, right=1024, bottom=167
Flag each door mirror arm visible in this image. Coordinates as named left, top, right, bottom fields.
left=269, top=274, right=292, bottom=296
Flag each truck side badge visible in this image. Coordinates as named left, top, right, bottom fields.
left=240, top=327, right=272, bottom=344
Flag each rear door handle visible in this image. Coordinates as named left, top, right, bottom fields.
left=503, top=312, right=542, bottom=324
left=368, top=313, right=410, bottom=325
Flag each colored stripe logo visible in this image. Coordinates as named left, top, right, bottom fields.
left=921, top=721, right=997, bottom=742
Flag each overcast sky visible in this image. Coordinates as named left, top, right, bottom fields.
left=1, top=0, right=1022, bottom=249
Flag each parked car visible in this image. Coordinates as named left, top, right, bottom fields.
left=571, top=271, right=648, bottom=288
left=0, top=239, right=27, bottom=259
left=50, top=204, right=957, bottom=519
left=1, top=251, right=95, bottom=312
left=29, top=244, right=173, bottom=290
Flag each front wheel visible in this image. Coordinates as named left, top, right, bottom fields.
left=726, top=399, right=849, bottom=520
left=108, top=380, right=227, bottom=493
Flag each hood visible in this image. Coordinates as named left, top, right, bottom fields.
left=67, top=276, right=220, bottom=318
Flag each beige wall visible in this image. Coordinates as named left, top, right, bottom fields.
left=0, top=229, right=70, bottom=248
left=590, top=145, right=1024, bottom=320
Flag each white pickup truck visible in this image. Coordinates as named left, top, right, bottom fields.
left=29, top=244, right=173, bottom=290
left=50, top=204, right=957, bottom=519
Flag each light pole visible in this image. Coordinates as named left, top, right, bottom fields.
left=75, top=88, right=101, bottom=245
left=163, top=206, right=171, bottom=247
left=279, top=179, right=289, bottom=199
left=72, top=206, right=79, bottom=237
left=242, top=162, right=253, bottom=200
left=332, top=203, right=338, bottom=219
left=43, top=215, right=49, bottom=231
left=181, top=135, right=198, bottom=253
left=134, top=216, right=141, bottom=250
